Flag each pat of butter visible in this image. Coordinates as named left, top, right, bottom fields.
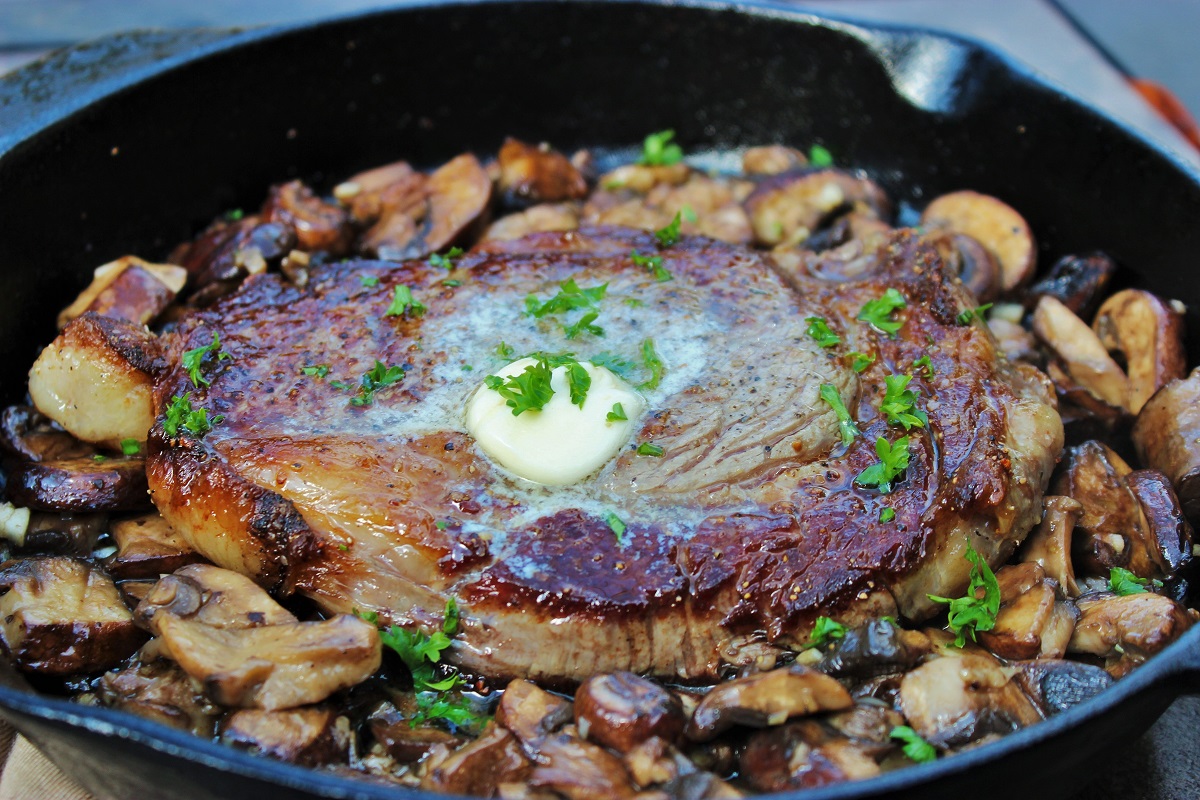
left=466, top=358, right=645, bottom=485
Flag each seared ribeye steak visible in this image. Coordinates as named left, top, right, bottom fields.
left=147, top=227, right=1062, bottom=682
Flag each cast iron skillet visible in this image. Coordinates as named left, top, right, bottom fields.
left=1, top=1, right=1199, bottom=798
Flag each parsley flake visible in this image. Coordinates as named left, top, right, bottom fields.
left=591, top=352, right=636, bottom=381
left=639, top=129, right=684, bottom=166
left=348, top=361, right=405, bottom=407
left=564, top=310, right=605, bottom=340
left=92, top=454, right=107, bottom=463
left=435, top=520, right=449, bottom=531
left=120, top=438, right=140, bottom=456
left=301, top=364, right=330, bottom=379
left=879, top=374, right=929, bottom=430
left=890, top=726, right=937, bottom=763
left=485, top=354, right=592, bottom=414
left=847, top=351, right=875, bottom=373
left=638, top=338, right=665, bottom=390
left=857, top=288, right=907, bottom=337
left=525, top=278, right=607, bottom=318
left=803, top=616, right=848, bottom=650
left=604, top=511, right=627, bottom=541
left=630, top=249, right=673, bottom=282
left=428, top=246, right=464, bottom=270
left=637, top=442, right=664, bottom=457
left=607, top=402, right=628, bottom=422
left=442, top=279, right=462, bottom=287
left=927, top=544, right=1001, bottom=647
left=855, top=435, right=910, bottom=493
left=181, top=332, right=232, bottom=388
left=655, top=212, right=683, bottom=248
left=806, top=316, right=841, bottom=348
left=809, top=144, right=834, bottom=168
left=879, top=507, right=896, bottom=523
left=1109, top=567, right=1156, bottom=596
left=495, top=342, right=516, bottom=360
left=359, top=275, right=380, bottom=288
left=386, top=285, right=426, bottom=318
left=913, top=354, right=934, bottom=378
left=819, top=383, right=860, bottom=447
left=163, top=393, right=223, bottom=438
left=956, top=302, right=993, bottom=325
left=224, top=208, right=244, bottom=222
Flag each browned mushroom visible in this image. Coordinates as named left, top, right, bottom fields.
left=1012, top=659, right=1114, bottom=717
left=170, top=215, right=295, bottom=305
left=920, top=190, right=1036, bottom=291
left=1032, top=296, right=1129, bottom=411
left=816, top=618, right=932, bottom=680
left=135, top=563, right=298, bottom=631
left=1092, top=289, right=1186, bottom=414
left=483, top=203, right=581, bottom=241
left=0, top=556, right=146, bottom=674
left=929, top=232, right=1002, bottom=302
left=987, top=317, right=1041, bottom=364
left=1018, top=495, right=1083, bottom=596
left=220, top=707, right=352, bottom=766
left=334, top=159, right=423, bottom=224
left=573, top=672, right=687, bottom=753
left=106, top=513, right=205, bottom=580
left=622, top=736, right=694, bottom=789
left=1027, top=252, right=1117, bottom=318
left=6, top=456, right=150, bottom=513
left=976, top=563, right=1079, bottom=660
left=596, top=162, right=690, bottom=194
left=824, top=703, right=906, bottom=745
left=685, top=664, right=852, bottom=742
left=743, top=169, right=890, bottom=248
left=496, top=678, right=572, bottom=749
left=368, top=699, right=466, bottom=762
left=421, top=722, right=532, bottom=796
left=27, top=313, right=165, bottom=448
left=742, top=145, right=809, bottom=175
left=57, top=256, right=187, bottom=329
left=21, top=512, right=108, bottom=557
left=1133, top=368, right=1200, bottom=523
left=1126, top=470, right=1195, bottom=589
left=497, top=138, right=589, bottom=207
left=526, top=732, right=638, bottom=800
left=584, top=172, right=754, bottom=245
left=0, top=406, right=96, bottom=462
left=1068, top=592, right=1193, bottom=676
left=97, top=657, right=219, bottom=736
left=739, top=721, right=880, bottom=793
left=261, top=180, right=353, bottom=255
left=898, top=654, right=1042, bottom=748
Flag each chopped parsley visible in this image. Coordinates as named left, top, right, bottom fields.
left=607, top=402, right=628, bottom=422
left=564, top=310, right=604, bottom=340
left=857, top=288, right=907, bottom=337
left=120, top=438, right=140, bottom=456
left=879, top=374, right=929, bottom=430
left=847, top=351, right=875, bottom=373
left=435, top=520, right=449, bottom=531
left=563, top=359, right=591, bottom=407
left=913, top=354, right=934, bottom=378
left=802, top=616, right=847, bottom=650
left=819, top=383, right=860, bottom=447
left=485, top=353, right=591, bottom=414
left=385, top=285, right=426, bottom=318
left=301, top=364, right=330, bottom=379
left=890, top=726, right=937, bottom=763
left=956, top=302, right=993, bottom=326
left=639, top=129, right=684, bottom=166
left=623, top=297, right=645, bottom=308
left=806, top=316, right=841, bottom=348
left=181, top=332, right=232, bottom=388
left=879, top=507, right=896, bottom=523
left=346, top=361, right=405, bottom=407
left=604, top=511, right=627, bottom=541
left=655, top=212, right=683, bottom=248
left=428, top=246, right=464, bottom=270
left=638, top=338, right=664, bottom=390
left=525, top=278, right=607, bottom=318
left=855, top=435, right=910, bottom=493
left=495, top=342, right=516, bottom=360
left=590, top=351, right=636, bottom=381
left=163, top=393, right=223, bottom=438
left=359, top=275, right=380, bottom=287
left=1109, top=567, right=1158, bottom=596
left=92, top=454, right=107, bottom=463
left=637, top=442, right=664, bottom=457
left=442, top=279, right=462, bottom=287
left=630, top=249, right=673, bottom=282
left=809, top=144, right=834, bottom=168
left=224, top=208, right=245, bottom=222
left=927, top=544, right=1002, bottom=647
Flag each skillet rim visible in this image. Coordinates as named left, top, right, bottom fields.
left=0, top=1, right=1199, bottom=798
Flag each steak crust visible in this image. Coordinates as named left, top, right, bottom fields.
left=147, top=227, right=1062, bottom=683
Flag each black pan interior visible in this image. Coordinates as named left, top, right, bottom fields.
left=0, top=1, right=1199, bottom=799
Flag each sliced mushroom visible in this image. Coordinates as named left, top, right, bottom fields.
left=1044, top=358, right=1125, bottom=444
left=497, top=138, right=589, bottom=208
left=920, top=190, right=1036, bottom=291
left=739, top=721, right=880, bottom=793
left=596, top=163, right=690, bottom=194
left=368, top=699, right=466, bottom=762
left=57, top=256, right=187, bottom=330
left=816, top=618, right=932, bottom=680
left=220, top=707, right=352, bottom=766
left=1133, top=368, right=1200, bottom=523
left=106, top=512, right=205, bottom=580
left=743, top=169, right=890, bottom=248
left=1012, top=659, right=1113, bottom=717
left=988, top=317, right=1040, bottom=365
left=527, top=732, right=638, bottom=800
left=27, top=312, right=164, bottom=448
left=1126, top=469, right=1195, bottom=590
left=6, top=456, right=150, bottom=512
left=21, top=512, right=107, bottom=556
left=742, top=145, right=808, bottom=176
left=654, top=771, right=746, bottom=799
left=135, top=563, right=298, bottom=632
left=1054, top=441, right=1153, bottom=579
left=1092, top=289, right=1186, bottom=414
left=897, top=654, right=1042, bottom=748
left=929, top=231, right=1002, bottom=302
left=483, top=203, right=581, bottom=241
left=172, top=216, right=295, bottom=304
left=622, top=736, right=694, bottom=788
left=685, top=664, right=852, bottom=742
left=334, top=159, right=423, bottom=224
left=1032, top=296, right=1129, bottom=411
left=584, top=172, right=754, bottom=245
left=976, top=563, right=1079, bottom=660
left=0, top=406, right=96, bottom=462
left=496, top=678, right=573, bottom=749
left=573, top=672, right=686, bottom=753
left=0, top=556, right=146, bottom=674
left=1018, top=495, right=1083, bottom=596
left=421, top=722, right=532, bottom=796
left=97, top=657, right=219, bottom=736
left=1027, top=252, right=1117, bottom=318
left=824, top=703, right=906, bottom=745
left=1069, top=592, right=1192, bottom=676
left=260, top=180, right=353, bottom=256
